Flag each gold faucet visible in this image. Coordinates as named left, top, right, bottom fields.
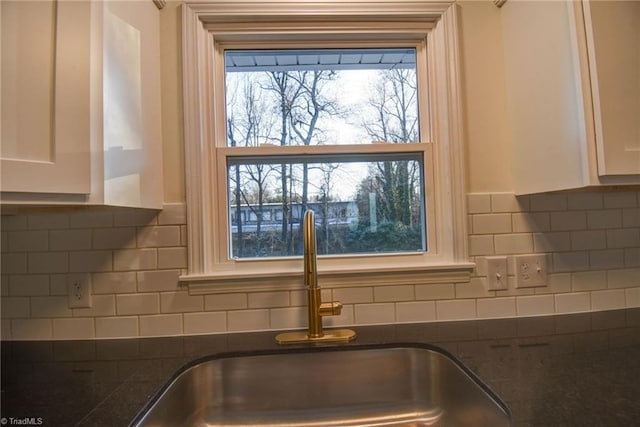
left=276, top=210, right=356, bottom=344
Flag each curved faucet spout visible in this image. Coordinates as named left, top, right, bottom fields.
left=275, top=210, right=356, bottom=344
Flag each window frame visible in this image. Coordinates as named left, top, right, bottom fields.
left=180, top=1, right=472, bottom=294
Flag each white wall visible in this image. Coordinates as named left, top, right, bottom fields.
left=1, top=1, right=639, bottom=340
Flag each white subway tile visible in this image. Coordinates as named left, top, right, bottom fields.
left=158, top=203, right=187, bottom=225
left=11, top=319, right=52, bottom=340
left=113, top=210, right=157, bottom=227
left=28, top=213, right=69, bottom=230
left=116, top=293, right=159, bottom=315
left=8, top=230, right=48, bottom=252
left=607, top=269, right=640, bottom=289
left=553, top=252, right=590, bottom=273
left=591, top=289, right=626, bottom=311
left=491, top=193, right=525, bottom=213
left=435, top=299, right=476, bottom=321
left=530, top=194, right=567, bottom=211
left=625, top=248, right=640, bottom=267
left=69, top=211, right=113, bottom=228
left=95, top=316, right=139, bottom=338
left=589, top=249, right=625, bottom=270
left=2, top=215, right=28, bottom=231
left=28, top=252, right=68, bottom=273
left=205, top=293, right=247, bottom=311
left=473, top=214, right=512, bottom=234
left=137, top=226, right=181, bottom=248
left=516, top=295, right=554, bottom=316
left=554, top=292, right=590, bottom=314
left=324, top=304, right=355, bottom=327
left=568, top=193, right=603, bottom=210
left=533, top=232, right=571, bottom=252
left=52, top=318, right=95, bottom=339
left=139, top=314, right=183, bottom=337
left=455, top=278, right=493, bottom=298
left=535, top=273, right=572, bottom=294
left=72, top=295, right=116, bottom=317
left=92, top=227, right=137, bottom=249
left=415, top=283, right=455, bottom=300
left=396, top=301, right=436, bottom=323
left=113, top=248, right=157, bottom=271
left=1, top=320, right=11, bottom=339
left=248, top=291, right=290, bottom=308
left=494, top=234, right=533, bottom=254
left=30, top=296, right=72, bottom=318
left=332, top=287, right=374, bottom=304
left=622, top=208, right=640, bottom=227
left=571, top=271, right=607, bottom=292
left=550, top=211, right=587, bottom=231
left=69, top=251, right=112, bottom=272
left=571, top=230, right=607, bottom=250
left=137, top=270, right=180, bottom=293
left=290, top=290, right=307, bottom=306
left=513, top=213, right=550, bottom=233
left=161, top=291, right=204, bottom=313
left=227, top=309, right=270, bottom=332
left=587, top=210, right=622, bottom=229
left=476, top=297, right=516, bottom=319
left=180, top=225, right=188, bottom=246
left=374, top=285, right=414, bottom=302
left=157, top=247, right=187, bottom=269
left=93, top=272, right=137, bottom=294
left=9, top=275, right=50, bottom=296
left=625, top=287, right=640, bottom=308
left=607, top=228, right=640, bottom=249
left=49, top=229, right=92, bottom=251
left=467, top=194, right=491, bottom=214
left=1, top=297, right=30, bottom=318
left=354, top=303, right=395, bottom=325
left=3, top=253, right=28, bottom=274
left=469, top=235, right=494, bottom=256
left=270, top=306, right=306, bottom=329
left=184, top=312, right=227, bottom=334
left=603, top=192, right=637, bottom=209
left=49, top=275, right=68, bottom=295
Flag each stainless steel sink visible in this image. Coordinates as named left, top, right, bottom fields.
left=131, top=343, right=511, bottom=426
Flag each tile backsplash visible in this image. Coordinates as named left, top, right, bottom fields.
left=1, top=192, right=639, bottom=340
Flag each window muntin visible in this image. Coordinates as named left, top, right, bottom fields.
left=227, top=153, right=426, bottom=258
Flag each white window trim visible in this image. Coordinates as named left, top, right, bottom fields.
left=180, top=0, right=472, bottom=294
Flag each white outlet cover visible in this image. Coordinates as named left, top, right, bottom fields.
left=485, top=256, right=508, bottom=290
left=67, top=273, right=93, bottom=308
left=514, top=254, right=547, bottom=288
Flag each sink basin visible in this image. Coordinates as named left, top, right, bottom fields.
left=131, top=343, right=511, bottom=426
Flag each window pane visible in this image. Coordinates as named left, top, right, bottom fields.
left=224, top=48, right=419, bottom=147
left=227, top=153, right=426, bottom=258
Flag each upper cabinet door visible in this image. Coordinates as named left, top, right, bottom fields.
left=585, top=0, right=640, bottom=176
left=1, top=0, right=91, bottom=194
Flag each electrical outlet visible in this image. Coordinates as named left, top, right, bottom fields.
left=485, top=256, right=508, bottom=290
left=67, top=274, right=92, bottom=308
left=514, top=254, right=547, bottom=288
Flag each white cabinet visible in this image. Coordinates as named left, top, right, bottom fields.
left=500, top=0, right=640, bottom=194
left=0, top=0, right=163, bottom=208
left=584, top=0, right=640, bottom=176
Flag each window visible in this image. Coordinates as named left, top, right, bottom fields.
left=181, top=1, right=471, bottom=293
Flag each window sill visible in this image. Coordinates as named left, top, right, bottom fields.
left=180, top=262, right=475, bottom=295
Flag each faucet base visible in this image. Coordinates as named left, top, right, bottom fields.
left=275, top=328, right=356, bottom=345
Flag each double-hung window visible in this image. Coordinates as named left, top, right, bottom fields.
left=181, top=1, right=471, bottom=293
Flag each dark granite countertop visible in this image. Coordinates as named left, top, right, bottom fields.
left=2, top=308, right=640, bottom=426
